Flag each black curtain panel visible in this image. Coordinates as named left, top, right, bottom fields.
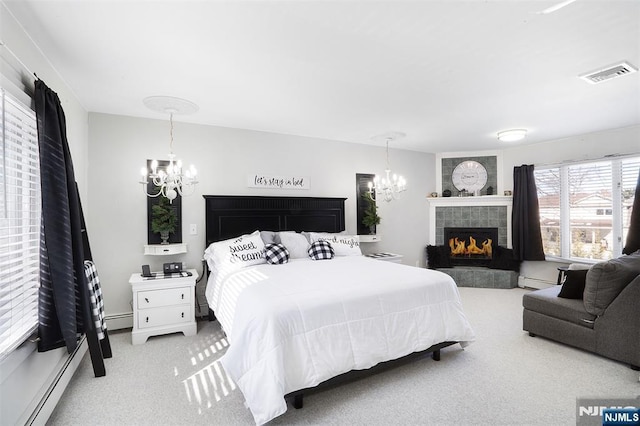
left=35, top=80, right=91, bottom=353
left=512, top=165, right=546, bottom=261
left=623, top=169, right=640, bottom=255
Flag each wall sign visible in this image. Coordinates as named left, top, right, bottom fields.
left=248, top=174, right=310, bottom=190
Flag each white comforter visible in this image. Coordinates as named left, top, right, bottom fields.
left=205, top=256, right=475, bottom=424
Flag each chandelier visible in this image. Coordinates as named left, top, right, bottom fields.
left=368, top=132, right=407, bottom=202
left=139, top=96, right=199, bottom=203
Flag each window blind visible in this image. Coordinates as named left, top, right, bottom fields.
left=0, top=88, right=41, bottom=359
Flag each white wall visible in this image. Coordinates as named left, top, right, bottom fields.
left=1, top=3, right=89, bottom=424
left=87, top=113, right=435, bottom=325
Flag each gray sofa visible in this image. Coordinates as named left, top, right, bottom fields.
left=522, top=250, right=640, bottom=369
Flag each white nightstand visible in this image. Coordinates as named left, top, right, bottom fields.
left=129, top=269, right=198, bottom=345
left=365, top=252, right=404, bottom=263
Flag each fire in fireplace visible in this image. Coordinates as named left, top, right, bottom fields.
left=444, top=227, right=499, bottom=266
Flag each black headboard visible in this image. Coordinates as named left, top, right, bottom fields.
left=203, top=195, right=347, bottom=247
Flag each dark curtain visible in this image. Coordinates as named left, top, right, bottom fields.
left=35, top=80, right=90, bottom=353
left=512, top=164, right=546, bottom=261
left=623, top=169, right=640, bottom=255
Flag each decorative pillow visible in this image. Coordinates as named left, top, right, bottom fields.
left=278, top=232, right=310, bottom=259
left=308, top=240, right=335, bottom=260
left=488, top=246, right=521, bottom=272
left=203, top=230, right=266, bottom=274
left=557, top=269, right=588, bottom=299
left=309, top=233, right=362, bottom=256
left=264, top=243, right=289, bottom=265
left=260, top=231, right=278, bottom=245
left=426, top=245, right=452, bottom=269
left=583, top=251, right=640, bottom=315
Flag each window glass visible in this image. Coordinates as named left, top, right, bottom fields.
left=567, top=161, right=612, bottom=260
left=535, top=167, right=561, bottom=256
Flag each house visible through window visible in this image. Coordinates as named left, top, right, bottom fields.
left=535, top=156, right=640, bottom=261
left=0, top=87, right=41, bottom=359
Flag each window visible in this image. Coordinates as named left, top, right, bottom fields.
left=0, top=88, right=41, bottom=358
left=535, top=156, right=640, bottom=262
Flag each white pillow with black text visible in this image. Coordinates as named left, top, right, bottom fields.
left=203, top=230, right=266, bottom=274
left=309, top=233, right=362, bottom=256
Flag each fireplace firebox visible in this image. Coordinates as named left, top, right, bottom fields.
left=444, top=227, right=498, bottom=266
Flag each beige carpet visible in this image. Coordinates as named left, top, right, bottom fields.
left=47, top=287, right=639, bottom=425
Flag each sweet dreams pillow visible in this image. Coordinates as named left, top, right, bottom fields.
left=309, top=233, right=361, bottom=256
left=203, top=230, right=266, bottom=273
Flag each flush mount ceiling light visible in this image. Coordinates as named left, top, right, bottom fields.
left=497, top=129, right=527, bottom=142
left=139, top=96, right=199, bottom=202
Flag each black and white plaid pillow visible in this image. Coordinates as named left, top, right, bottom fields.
left=308, top=240, right=334, bottom=260
left=264, top=243, right=290, bottom=265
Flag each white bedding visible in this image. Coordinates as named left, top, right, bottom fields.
left=205, top=256, right=475, bottom=424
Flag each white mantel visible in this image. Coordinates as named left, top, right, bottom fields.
left=426, top=195, right=513, bottom=247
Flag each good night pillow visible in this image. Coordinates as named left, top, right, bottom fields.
left=309, top=233, right=362, bottom=256
left=204, top=230, right=266, bottom=273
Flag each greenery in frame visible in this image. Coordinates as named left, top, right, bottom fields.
left=151, top=196, right=178, bottom=234
left=361, top=193, right=381, bottom=229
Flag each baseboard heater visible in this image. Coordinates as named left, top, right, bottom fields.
left=25, top=337, right=87, bottom=425
left=519, top=276, right=555, bottom=290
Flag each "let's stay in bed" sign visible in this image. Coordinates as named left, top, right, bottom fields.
left=248, top=174, right=310, bottom=190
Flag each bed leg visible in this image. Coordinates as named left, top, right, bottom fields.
left=293, top=394, right=303, bottom=409
left=432, top=349, right=441, bottom=361
left=208, top=308, right=216, bottom=322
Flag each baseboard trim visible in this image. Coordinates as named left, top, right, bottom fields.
left=24, top=337, right=87, bottom=426
left=105, top=313, right=133, bottom=331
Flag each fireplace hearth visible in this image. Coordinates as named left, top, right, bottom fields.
left=444, top=227, right=498, bottom=266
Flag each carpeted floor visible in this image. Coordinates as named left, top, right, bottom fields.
left=47, top=287, right=639, bottom=425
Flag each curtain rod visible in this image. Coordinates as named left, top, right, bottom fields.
left=0, top=40, right=39, bottom=80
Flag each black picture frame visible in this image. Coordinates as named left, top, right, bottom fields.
left=356, top=173, right=376, bottom=236
left=146, top=159, right=183, bottom=244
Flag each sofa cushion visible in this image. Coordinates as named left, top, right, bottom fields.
left=523, top=286, right=596, bottom=329
left=583, top=250, right=640, bottom=316
left=557, top=269, right=588, bottom=299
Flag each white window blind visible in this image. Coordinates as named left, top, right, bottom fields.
left=0, top=88, right=41, bottom=359
left=535, top=156, right=640, bottom=262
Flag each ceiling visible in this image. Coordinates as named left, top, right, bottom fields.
left=4, top=0, right=640, bottom=152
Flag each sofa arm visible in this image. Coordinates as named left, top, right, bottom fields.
left=595, top=275, right=640, bottom=368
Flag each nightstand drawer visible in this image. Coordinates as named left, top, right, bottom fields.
left=137, top=287, right=190, bottom=309
left=137, top=305, right=192, bottom=329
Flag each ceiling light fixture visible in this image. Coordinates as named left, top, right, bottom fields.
left=497, top=129, right=528, bottom=142
left=368, top=132, right=407, bottom=202
left=139, top=96, right=199, bottom=203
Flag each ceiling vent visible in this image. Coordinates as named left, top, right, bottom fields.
left=579, top=61, right=638, bottom=84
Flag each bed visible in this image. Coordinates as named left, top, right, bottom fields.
left=203, top=195, right=476, bottom=424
